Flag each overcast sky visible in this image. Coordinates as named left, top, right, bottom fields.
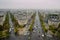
left=0, top=0, right=60, bottom=9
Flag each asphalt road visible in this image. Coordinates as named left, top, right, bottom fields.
left=30, top=11, right=44, bottom=40
left=9, top=13, right=18, bottom=40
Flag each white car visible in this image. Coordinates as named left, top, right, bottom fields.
left=33, top=30, right=36, bottom=33
left=24, top=31, right=30, bottom=35
left=46, top=34, right=52, bottom=37
left=9, top=28, right=11, bottom=32
left=42, top=34, right=44, bottom=37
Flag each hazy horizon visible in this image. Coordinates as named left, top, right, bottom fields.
left=0, top=0, right=60, bottom=9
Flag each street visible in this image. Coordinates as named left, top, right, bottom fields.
left=31, top=11, right=44, bottom=40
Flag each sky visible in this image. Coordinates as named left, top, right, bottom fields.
left=0, top=0, right=60, bottom=9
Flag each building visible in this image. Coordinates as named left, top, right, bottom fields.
left=14, top=10, right=34, bottom=25
left=48, top=13, right=60, bottom=27
left=0, top=11, right=6, bottom=25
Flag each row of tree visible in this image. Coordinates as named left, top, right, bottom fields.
left=0, top=12, right=10, bottom=39
left=39, top=13, right=48, bottom=33
left=28, top=13, right=36, bottom=40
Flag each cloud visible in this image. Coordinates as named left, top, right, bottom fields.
left=0, top=0, right=60, bottom=9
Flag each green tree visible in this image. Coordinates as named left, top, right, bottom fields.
left=0, top=25, right=3, bottom=31
left=3, top=13, right=10, bottom=30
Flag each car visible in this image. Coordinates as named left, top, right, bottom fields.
left=33, top=30, right=36, bottom=33
left=34, top=26, right=36, bottom=28
left=28, top=36, right=31, bottom=39
left=46, top=34, right=52, bottom=37
left=38, top=35, right=40, bottom=37
left=9, top=28, right=11, bottom=32
left=12, top=28, right=14, bottom=29
left=36, top=25, right=38, bottom=27
left=24, top=31, right=30, bottom=35
left=42, top=34, right=44, bottom=37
